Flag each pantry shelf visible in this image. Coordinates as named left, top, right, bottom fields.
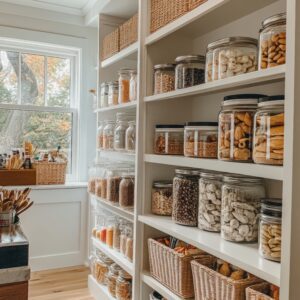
left=144, top=154, right=283, bottom=180
left=144, top=66, right=285, bottom=103
left=88, top=275, right=115, bottom=300
left=94, top=101, right=137, bottom=113
left=92, top=237, right=134, bottom=275
left=98, top=149, right=136, bottom=162
left=138, top=215, right=280, bottom=286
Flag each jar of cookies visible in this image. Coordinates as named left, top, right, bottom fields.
left=154, top=64, right=175, bottom=94
left=184, top=122, right=218, bottom=158
left=103, top=121, right=115, bottom=150
left=108, top=81, right=119, bottom=106
left=259, top=198, right=282, bottom=262
left=116, top=270, right=132, bottom=300
left=259, top=13, right=286, bottom=70
left=218, top=94, right=265, bottom=162
left=152, top=181, right=173, bottom=216
left=107, top=263, right=122, bottom=297
left=253, top=95, right=284, bottom=165
left=154, top=125, right=184, bottom=155
left=119, top=69, right=132, bottom=104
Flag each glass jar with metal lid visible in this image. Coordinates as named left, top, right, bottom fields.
left=259, top=13, right=286, bottom=70
left=103, top=121, right=115, bottom=150
left=119, top=69, right=134, bottom=104
left=216, top=37, right=258, bottom=80
left=221, top=175, right=265, bottom=243
left=259, top=198, right=282, bottom=262
left=153, top=64, right=176, bottom=94
left=119, top=174, right=135, bottom=208
left=152, top=181, right=173, bottom=216
left=116, top=270, right=132, bottom=300
left=172, top=168, right=200, bottom=226
left=129, top=70, right=137, bottom=102
left=184, top=122, right=218, bottom=158
left=93, top=254, right=114, bottom=285
left=100, top=82, right=109, bottom=108
left=253, top=95, right=284, bottom=165
left=198, top=172, right=222, bottom=232
left=107, top=263, right=123, bottom=297
left=108, top=81, right=119, bottom=106
left=175, top=55, right=205, bottom=89
left=218, top=94, right=266, bottom=162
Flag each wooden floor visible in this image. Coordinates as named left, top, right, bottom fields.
left=29, top=266, right=95, bottom=300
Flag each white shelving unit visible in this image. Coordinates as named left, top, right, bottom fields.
left=88, top=0, right=300, bottom=299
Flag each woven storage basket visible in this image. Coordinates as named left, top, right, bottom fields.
left=246, top=283, right=277, bottom=300
left=148, top=238, right=202, bottom=299
left=189, top=0, right=207, bottom=10
left=191, top=257, right=262, bottom=300
left=102, top=28, right=120, bottom=60
left=120, top=14, right=138, bottom=50
left=33, top=162, right=67, bottom=185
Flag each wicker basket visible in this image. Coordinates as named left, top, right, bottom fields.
left=246, top=283, right=277, bottom=300
left=150, top=0, right=189, bottom=33
left=189, top=0, right=207, bottom=10
left=148, top=238, right=203, bottom=298
left=33, top=162, right=67, bottom=185
left=120, top=14, right=138, bottom=50
left=191, top=257, right=262, bottom=300
left=102, top=28, right=120, bottom=60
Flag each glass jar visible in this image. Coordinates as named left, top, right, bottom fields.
left=119, top=174, right=135, bottom=208
left=119, top=69, right=132, bottom=104
left=97, top=122, right=105, bottom=150
left=114, top=120, right=128, bottom=151
left=103, top=121, right=115, bottom=150
left=154, top=64, right=175, bottom=94
left=259, top=198, right=282, bottom=262
left=93, top=255, right=114, bottom=285
left=108, top=81, right=119, bottom=106
left=218, top=37, right=258, bottom=79
left=253, top=95, right=284, bottom=165
left=175, top=55, right=205, bottom=89
left=152, top=181, right=173, bottom=216
left=107, top=263, right=122, bottom=297
left=198, top=172, right=222, bottom=232
left=120, top=225, right=128, bottom=256
left=106, top=217, right=115, bottom=248
left=107, top=169, right=122, bottom=204
left=218, top=94, right=265, bottom=162
left=184, top=122, right=218, bottom=158
left=100, top=82, right=109, bottom=108
left=129, top=70, right=137, bottom=102
left=172, top=169, right=200, bottom=226
left=125, top=121, right=136, bottom=152
left=221, top=175, right=265, bottom=243
left=116, top=270, right=132, bottom=300
left=212, top=38, right=229, bottom=81
left=125, top=226, right=133, bottom=262
left=154, top=125, right=184, bottom=155
left=259, top=13, right=286, bottom=70
left=113, top=220, right=121, bottom=251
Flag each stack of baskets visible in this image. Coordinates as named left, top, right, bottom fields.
left=33, top=162, right=67, bottom=185
left=101, top=28, right=120, bottom=60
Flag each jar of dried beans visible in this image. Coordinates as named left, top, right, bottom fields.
left=153, top=64, right=175, bottom=94
left=107, top=169, right=122, bottom=204
left=116, top=270, right=132, bottom=300
left=108, top=81, right=119, bottom=106
left=154, top=125, right=184, bottom=155
left=152, top=181, right=173, bottom=216
left=103, top=121, right=115, bottom=150
left=119, top=174, right=135, bottom=208
left=118, top=69, right=132, bottom=104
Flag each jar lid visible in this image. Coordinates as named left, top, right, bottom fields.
left=154, top=64, right=176, bottom=70
left=153, top=180, right=173, bottom=188
left=185, top=121, right=218, bottom=128
left=207, top=38, right=230, bottom=50
left=156, top=124, right=185, bottom=129
left=223, top=94, right=266, bottom=106
left=258, top=95, right=285, bottom=107
left=175, top=168, right=200, bottom=176
left=223, top=174, right=263, bottom=184
left=200, top=171, right=222, bottom=180
left=262, top=13, right=286, bottom=28
left=175, top=55, right=205, bottom=64
left=227, top=36, right=258, bottom=46
left=261, top=198, right=282, bottom=218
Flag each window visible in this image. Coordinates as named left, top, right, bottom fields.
left=0, top=40, right=79, bottom=179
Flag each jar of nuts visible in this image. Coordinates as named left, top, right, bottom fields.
left=154, top=64, right=175, bottom=94
left=259, top=13, right=286, bottom=70
left=154, top=125, right=184, bottom=155
left=116, top=270, right=132, bottom=300
left=152, top=181, right=173, bottom=216
left=259, top=198, right=282, bottom=262
left=218, top=94, right=266, bottom=162
left=172, top=168, right=200, bottom=227
left=221, top=175, right=265, bottom=243
left=184, top=122, right=218, bottom=158
left=253, top=95, right=284, bottom=165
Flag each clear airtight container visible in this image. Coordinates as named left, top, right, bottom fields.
left=103, top=121, right=115, bottom=150
left=100, top=82, right=109, bottom=108
left=129, top=70, right=137, bottom=102
left=92, top=254, right=114, bottom=285
left=153, top=64, right=175, bottom=94
left=119, top=174, right=135, bottom=208
left=108, top=81, right=119, bottom=106
left=114, top=120, right=128, bottom=151
left=154, top=125, right=184, bottom=155
left=125, top=121, right=136, bottom=152
left=119, top=69, right=133, bottom=104
left=152, top=181, right=173, bottom=216
left=253, top=95, right=284, bottom=165
left=259, top=13, right=286, bottom=70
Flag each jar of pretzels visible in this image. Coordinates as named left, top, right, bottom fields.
left=218, top=94, right=265, bottom=162
left=253, top=95, right=284, bottom=165
left=259, top=13, right=286, bottom=70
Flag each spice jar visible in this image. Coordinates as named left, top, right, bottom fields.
left=218, top=37, right=258, bottom=79
left=253, top=95, right=284, bottom=165
left=221, top=175, right=265, bottom=243
left=125, top=226, right=133, bottom=262
left=198, top=172, right=222, bottom=232
left=259, top=13, right=286, bottom=70
left=218, top=94, right=265, bottom=162
left=172, top=169, right=200, bottom=226
left=154, top=64, right=175, bottom=94
left=97, top=122, right=105, bottom=149
left=154, top=125, right=184, bottom=155
left=116, top=270, right=132, bottom=300
left=107, top=263, right=122, bottom=297
left=125, top=121, right=136, bottom=152
left=100, top=82, right=109, bottom=108
left=93, top=255, right=114, bottom=285
left=113, top=220, right=121, bottom=251
left=175, top=55, right=205, bottom=89
left=152, top=181, right=173, bottom=216
left=259, top=198, right=282, bottom=262
left=184, top=122, right=218, bottom=158
left=118, top=69, right=132, bottom=104
left=129, top=70, right=137, bottom=102
left=114, top=120, right=128, bottom=151
left=107, top=169, right=122, bottom=204
left=119, top=174, right=135, bottom=208
left=103, top=121, right=115, bottom=150
left=108, top=81, right=119, bottom=106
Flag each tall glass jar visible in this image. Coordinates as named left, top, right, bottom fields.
left=106, top=217, right=115, bottom=248
left=218, top=94, right=265, bottom=162
left=120, top=225, right=128, bottom=256
left=93, top=255, right=114, bottom=285
left=129, top=70, right=137, bottom=102
left=119, top=174, right=135, bottom=208
left=172, top=169, right=200, bottom=226
left=153, top=64, right=175, bottom=94
left=125, top=121, right=136, bottom=152
left=100, top=82, right=109, bottom=108
left=175, top=55, right=205, bottom=89
left=107, top=169, right=122, bottom=204
left=152, top=181, right=173, bottom=216
left=97, top=122, right=105, bottom=150
left=198, top=172, right=222, bottom=232
left=119, top=69, right=132, bottom=104
left=221, top=175, right=265, bottom=243
left=116, top=270, right=132, bottom=300
left=113, top=219, right=121, bottom=251
left=259, top=13, right=286, bottom=70
left=125, top=226, right=133, bottom=262
left=107, top=263, right=122, bottom=297
left=114, top=121, right=128, bottom=151
left=253, top=95, right=284, bottom=165
left=103, top=121, right=115, bottom=150
left=108, top=81, right=119, bottom=106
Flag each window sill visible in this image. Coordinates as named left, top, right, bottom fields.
left=4, top=182, right=88, bottom=190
